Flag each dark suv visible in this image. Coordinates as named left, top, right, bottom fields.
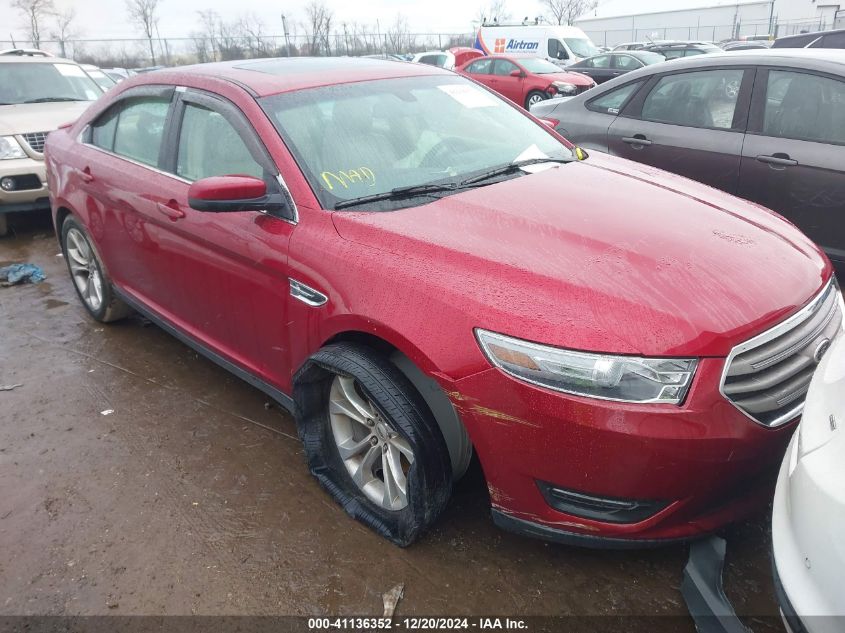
left=530, top=49, right=845, bottom=273
left=772, top=28, right=845, bottom=49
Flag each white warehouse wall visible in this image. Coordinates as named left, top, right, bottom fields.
left=577, top=0, right=841, bottom=46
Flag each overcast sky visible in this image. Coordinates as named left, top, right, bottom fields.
left=1, top=0, right=555, bottom=41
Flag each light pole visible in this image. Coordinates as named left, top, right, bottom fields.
left=281, top=13, right=291, bottom=57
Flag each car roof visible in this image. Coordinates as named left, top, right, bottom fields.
left=777, top=28, right=845, bottom=41
left=0, top=55, right=78, bottom=64
left=137, top=57, right=451, bottom=97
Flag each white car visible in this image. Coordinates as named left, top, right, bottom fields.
left=773, top=316, right=845, bottom=632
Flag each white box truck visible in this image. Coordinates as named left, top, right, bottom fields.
left=474, top=23, right=599, bottom=65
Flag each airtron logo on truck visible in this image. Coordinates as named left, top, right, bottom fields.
left=493, top=38, right=540, bottom=53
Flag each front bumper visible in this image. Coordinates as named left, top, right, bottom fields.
left=0, top=156, right=49, bottom=213
left=448, top=357, right=793, bottom=544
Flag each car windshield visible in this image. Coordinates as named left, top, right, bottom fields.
left=261, top=75, right=573, bottom=210
left=85, top=68, right=116, bottom=91
left=518, top=58, right=562, bottom=74
left=565, top=38, right=600, bottom=58
left=0, top=62, right=102, bottom=104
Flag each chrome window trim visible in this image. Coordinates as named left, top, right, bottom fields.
left=82, top=142, right=299, bottom=225
left=718, top=278, right=839, bottom=428
left=82, top=141, right=193, bottom=184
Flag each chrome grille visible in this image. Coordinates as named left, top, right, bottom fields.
left=22, top=131, right=49, bottom=154
left=721, top=281, right=843, bottom=428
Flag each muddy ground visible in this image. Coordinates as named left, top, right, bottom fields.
left=0, top=213, right=784, bottom=631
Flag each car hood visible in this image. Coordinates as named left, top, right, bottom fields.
left=0, top=101, right=90, bottom=136
left=545, top=71, right=593, bottom=85
left=332, top=153, right=830, bottom=357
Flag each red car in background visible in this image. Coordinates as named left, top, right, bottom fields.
left=45, top=58, right=836, bottom=548
left=457, top=54, right=595, bottom=108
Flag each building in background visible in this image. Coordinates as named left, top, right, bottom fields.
left=577, top=0, right=842, bottom=47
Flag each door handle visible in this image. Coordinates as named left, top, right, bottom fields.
left=156, top=200, right=186, bottom=221
left=622, top=135, right=653, bottom=147
left=756, top=154, right=798, bottom=167
left=78, top=166, right=94, bottom=183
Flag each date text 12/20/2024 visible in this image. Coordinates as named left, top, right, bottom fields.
left=308, top=618, right=528, bottom=630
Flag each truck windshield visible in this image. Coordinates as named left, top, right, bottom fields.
left=0, top=62, right=102, bottom=104
left=261, top=75, right=573, bottom=210
left=565, top=38, right=600, bottom=58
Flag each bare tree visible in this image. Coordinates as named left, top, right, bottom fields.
left=539, top=0, right=597, bottom=26
left=385, top=14, right=413, bottom=54
left=303, top=1, right=333, bottom=56
left=196, top=9, right=221, bottom=61
left=11, top=0, right=55, bottom=48
left=125, top=0, right=161, bottom=65
left=238, top=13, right=272, bottom=57
left=50, top=6, right=78, bottom=58
left=476, top=0, right=510, bottom=26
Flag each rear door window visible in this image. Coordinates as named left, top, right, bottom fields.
left=761, top=70, right=845, bottom=144
left=466, top=59, right=494, bottom=74
left=492, top=59, right=520, bottom=76
left=419, top=54, right=447, bottom=67
left=641, top=69, right=744, bottom=129
left=585, top=55, right=611, bottom=69
left=586, top=81, right=643, bottom=114
left=112, top=99, right=170, bottom=167
left=613, top=55, right=642, bottom=70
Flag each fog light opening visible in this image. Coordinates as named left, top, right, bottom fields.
left=537, top=481, right=668, bottom=524
left=0, top=177, right=15, bottom=192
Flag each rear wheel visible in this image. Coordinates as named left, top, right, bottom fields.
left=525, top=90, right=548, bottom=109
left=61, top=215, right=132, bottom=322
left=293, top=343, right=453, bottom=546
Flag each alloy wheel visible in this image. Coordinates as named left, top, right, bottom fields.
left=66, top=227, right=104, bottom=312
left=328, top=375, right=415, bottom=511
left=527, top=94, right=545, bottom=107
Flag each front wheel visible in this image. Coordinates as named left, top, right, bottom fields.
left=525, top=90, right=548, bottom=109
left=293, top=343, right=453, bottom=546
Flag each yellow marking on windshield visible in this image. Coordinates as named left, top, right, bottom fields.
left=321, top=168, right=376, bottom=191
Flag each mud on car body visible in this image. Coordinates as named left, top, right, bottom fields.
left=45, top=57, right=837, bottom=546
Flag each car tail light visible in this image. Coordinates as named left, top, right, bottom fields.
left=539, top=117, right=559, bottom=128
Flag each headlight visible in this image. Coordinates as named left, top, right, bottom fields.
left=476, top=329, right=698, bottom=404
left=0, top=136, right=26, bottom=160
left=552, top=81, right=578, bottom=95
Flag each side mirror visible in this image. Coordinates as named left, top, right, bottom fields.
left=510, top=69, right=525, bottom=78
left=188, top=175, right=288, bottom=215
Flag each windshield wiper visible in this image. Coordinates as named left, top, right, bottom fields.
left=334, top=182, right=463, bottom=210
left=459, top=157, right=573, bottom=186
left=24, top=97, right=80, bottom=103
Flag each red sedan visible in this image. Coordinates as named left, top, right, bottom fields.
left=457, top=54, right=596, bottom=108
left=45, top=58, right=836, bottom=547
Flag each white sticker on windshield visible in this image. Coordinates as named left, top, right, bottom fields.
left=437, top=84, right=499, bottom=108
left=55, top=64, right=87, bottom=78
left=514, top=144, right=550, bottom=162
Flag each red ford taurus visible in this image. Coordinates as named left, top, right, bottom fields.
left=457, top=54, right=596, bottom=108
left=45, top=58, right=839, bottom=547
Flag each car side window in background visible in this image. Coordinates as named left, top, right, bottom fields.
left=683, top=49, right=706, bottom=56
left=587, top=81, right=643, bottom=114
left=420, top=54, right=447, bottom=67
left=762, top=70, right=845, bottom=144
left=613, top=55, right=641, bottom=70
left=586, top=55, right=611, bottom=69
left=641, top=69, right=743, bottom=129
left=111, top=98, right=170, bottom=167
left=467, top=58, right=493, bottom=74
left=176, top=104, right=264, bottom=181
left=662, top=49, right=684, bottom=60
left=492, top=59, right=520, bottom=76
left=548, top=39, right=568, bottom=60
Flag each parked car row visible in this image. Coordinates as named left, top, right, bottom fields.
left=0, top=54, right=105, bottom=236
left=530, top=48, right=845, bottom=275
